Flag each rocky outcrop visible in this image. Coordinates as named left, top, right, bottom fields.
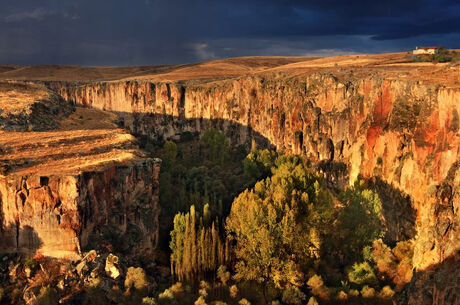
left=0, top=81, right=74, bottom=131
left=51, top=74, right=459, bottom=296
left=0, top=159, right=161, bottom=259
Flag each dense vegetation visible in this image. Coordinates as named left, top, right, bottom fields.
left=158, top=130, right=414, bottom=305
left=0, top=129, right=415, bottom=305
left=149, top=129, right=260, bottom=250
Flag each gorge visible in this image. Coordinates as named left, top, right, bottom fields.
left=0, top=53, right=459, bottom=304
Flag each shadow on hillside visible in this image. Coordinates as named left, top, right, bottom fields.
left=312, top=160, right=416, bottom=245
left=113, top=111, right=276, bottom=150
left=110, top=111, right=418, bottom=246
left=395, top=253, right=460, bottom=305
left=0, top=221, right=43, bottom=256
left=365, top=177, right=416, bottom=244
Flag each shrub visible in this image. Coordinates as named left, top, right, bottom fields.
left=125, top=267, right=149, bottom=291
left=200, top=281, right=211, bottom=290
left=307, top=296, right=319, bottom=305
left=347, top=262, right=378, bottom=286
left=217, top=265, right=231, bottom=285
left=158, top=291, right=178, bottom=305
left=143, top=297, right=158, bottom=305
left=229, top=285, right=239, bottom=298
left=170, top=282, right=185, bottom=296
left=281, top=287, right=306, bottom=305
left=306, top=274, right=324, bottom=290
left=195, top=296, right=207, bottom=305
left=336, top=290, right=348, bottom=301
left=270, top=301, right=281, bottom=305
left=199, top=288, right=208, bottom=298
left=378, top=286, right=395, bottom=299
left=348, top=289, right=360, bottom=297
left=307, top=274, right=330, bottom=300
left=371, top=239, right=414, bottom=288
left=238, top=299, right=251, bottom=305
left=361, top=286, right=375, bottom=298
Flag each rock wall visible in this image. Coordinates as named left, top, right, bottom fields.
left=0, top=159, right=161, bottom=259
left=50, top=74, right=459, bottom=296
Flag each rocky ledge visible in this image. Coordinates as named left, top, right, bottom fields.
left=0, top=94, right=161, bottom=259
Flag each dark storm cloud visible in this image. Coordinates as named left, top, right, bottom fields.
left=0, top=0, right=459, bottom=65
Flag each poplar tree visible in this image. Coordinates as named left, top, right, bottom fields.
left=170, top=205, right=228, bottom=282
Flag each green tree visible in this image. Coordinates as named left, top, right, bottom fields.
left=347, top=262, right=378, bottom=286
left=200, top=128, right=229, bottom=164
left=329, top=182, right=384, bottom=265
left=170, top=205, right=228, bottom=281
left=226, top=157, right=334, bottom=299
left=242, top=149, right=276, bottom=182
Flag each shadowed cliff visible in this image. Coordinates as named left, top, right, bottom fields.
left=0, top=223, right=43, bottom=256
left=395, top=252, right=460, bottom=305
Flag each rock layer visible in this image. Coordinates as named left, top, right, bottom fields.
left=0, top=159, right=160, bottom=259
left=0, top=106, right=161, bottom=260
left=51, top=73, right=459, bottom=274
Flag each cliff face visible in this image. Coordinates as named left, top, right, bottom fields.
left=0, top=81, right=74, bottom=131
left=52, top=74, right=459, bottom=273
left=0, top=160, right=160, bottom=259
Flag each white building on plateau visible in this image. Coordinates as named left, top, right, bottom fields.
left=413, top=46, right=439, bottom=55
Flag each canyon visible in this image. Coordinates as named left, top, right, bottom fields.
left=0, top=53, right=459, bottom=304
left=0, top=85, right=161, bottom=259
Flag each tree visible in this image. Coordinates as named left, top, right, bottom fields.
left=328, top=182, right=384, bottom=265
left=242, top=149, right=276, bottom=182
left=200, top=129, right=229, bottom=164
left=347, top=262, right=378, bottom=286
left=170, top=205, right=228, bottom=281
left=226, top=157, right=335, bottom=298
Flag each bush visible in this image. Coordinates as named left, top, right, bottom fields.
left=306, top=274, right=324, bottom=290
left=199, top=288, right=208, bottom=298
left=229, top=285, right=239, bottom=298
left=378, top=286, right=395, bottom=299
left=125, top=267, right=149, bottom=291
left=143, top=297, right=158, bottom=305
left=307, top=296, right=319, bottom=305
left=238, top=299, right=251, bottom=305
left=195, top=296, right=207, bottom=305
left=336, top=290, right=348, bottom=301
left=158, top=289, right=176, bottom=304
left=371, top=239, right=414, bottom=288
left=307, top=274, right=330, bottom=300
left=347, top=262, right=377, bottom=286
left=170, top=282, right=185, bottom=296
left=281, top=287, right=306, bottom=305
left=348, top=289, right=359, bottom=297
left=217, top=265, right=231, bottom=285
left=361, top=286, right=375, bottom=298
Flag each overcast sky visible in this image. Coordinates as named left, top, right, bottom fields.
left=1, top=0, right=459, bottom=65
